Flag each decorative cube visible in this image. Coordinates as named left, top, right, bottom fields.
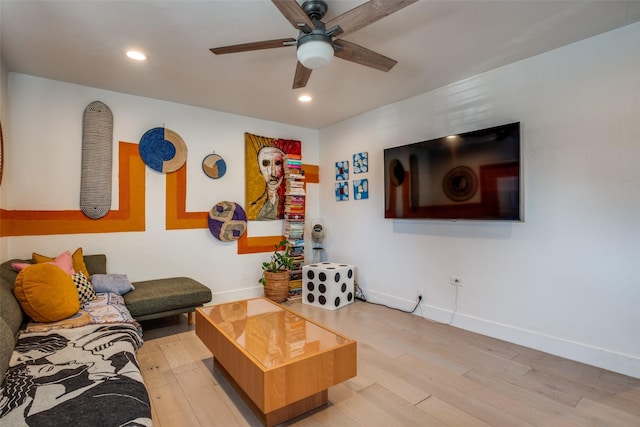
left=302, top=262, right=354, bottom=310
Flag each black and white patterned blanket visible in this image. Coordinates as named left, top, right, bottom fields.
left=0, top=323, right=151, bottom=426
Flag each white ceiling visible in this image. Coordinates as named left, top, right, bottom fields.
left=2, top=0, right=639, bottom=129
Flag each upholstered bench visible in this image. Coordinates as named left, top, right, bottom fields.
left=125, top=277, right=212, bottom=324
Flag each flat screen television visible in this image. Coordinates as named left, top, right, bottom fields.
left=384, top=122, right=522, bottom=221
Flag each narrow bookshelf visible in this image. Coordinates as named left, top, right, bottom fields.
left=284, top=154, right=305, bottom=299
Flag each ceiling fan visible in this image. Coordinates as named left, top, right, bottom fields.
left=210, top=0, right=417, bottom=89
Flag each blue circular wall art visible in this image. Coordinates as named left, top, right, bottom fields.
left=139, top=127, right=188, bottom=173
left=202, top=153, right=227, bottom=179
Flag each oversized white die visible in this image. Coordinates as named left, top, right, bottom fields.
left=302, top=262, right=354, bottom=310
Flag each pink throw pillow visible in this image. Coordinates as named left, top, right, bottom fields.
left=11, top=262, right=32, bottom=272
left=16, top=251, right=76, bottom=276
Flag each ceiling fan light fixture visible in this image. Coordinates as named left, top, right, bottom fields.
left=297, top=35, right=334, bottom=69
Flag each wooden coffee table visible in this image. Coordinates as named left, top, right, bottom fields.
left=195, top=298, right=357, bottom=426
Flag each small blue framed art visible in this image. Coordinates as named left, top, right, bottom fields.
left=353, top=152, right=368, bottom=174
left=335, top=160, right=349, bottom=181
left=335, top=182, right=349, bottom=201
left=353, top=179, right=369, bottom=200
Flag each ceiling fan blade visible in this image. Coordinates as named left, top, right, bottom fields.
left=326, top=0, right=417, bottom=37
left=272, top=0, right=315, bottom=31
left=210, top=38, right=295, bottom=55
left=293, top=62, right=312, bottom=89
left=334, top=39, right=397, bottom=72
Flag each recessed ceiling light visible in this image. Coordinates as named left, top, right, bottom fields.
left=298, top=95, right=312, bottom=102
left=126, top=50, right=146, bottom=61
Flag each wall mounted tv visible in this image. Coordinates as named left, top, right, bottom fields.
left=384, top=122, right=522, bottom=221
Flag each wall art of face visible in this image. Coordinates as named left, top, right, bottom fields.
left=258, top=146, right=285, bottom=191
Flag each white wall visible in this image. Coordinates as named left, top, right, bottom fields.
left=318, top=22, right=640, bottom=377
left=0, top=57, right=8, bottom=260
left=3, top=74, right=320, bottom=303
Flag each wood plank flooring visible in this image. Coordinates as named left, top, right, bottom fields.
left=137, top=300, right=640, bottom=426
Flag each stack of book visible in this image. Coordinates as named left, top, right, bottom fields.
left=284, top=154, right=305, bottom=298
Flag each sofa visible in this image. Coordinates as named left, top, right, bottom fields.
left=0, top=252, right=212, bottom=425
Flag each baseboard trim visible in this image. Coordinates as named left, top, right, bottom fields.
left=365, top=290, right=640, bottom=379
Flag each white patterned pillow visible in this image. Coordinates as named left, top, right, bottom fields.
left=72, top=271, right=97, bottom=304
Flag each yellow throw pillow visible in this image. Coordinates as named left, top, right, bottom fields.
left=33, top=247, right=91, bottom=278
left=71, top=247, right=91, bottom=278
left=14, top=263, right=80, bottom=323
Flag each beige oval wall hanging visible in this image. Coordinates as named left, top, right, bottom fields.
left=80, top=101, right=113, bottom=219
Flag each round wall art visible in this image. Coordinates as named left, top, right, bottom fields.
left=202, top=153, right=227, bottom=179
left=208, top=201, right=247, bottom=242
left=139, top=127, right=187, bottom=173
left=442, top=166, right=478, bottom=202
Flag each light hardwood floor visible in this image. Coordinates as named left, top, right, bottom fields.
left=137, top=299, right=640, bottom=426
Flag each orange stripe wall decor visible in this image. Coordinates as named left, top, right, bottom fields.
left=0, top=142, right=145, bottom=237
left=1, top=139, right=318, bottom=257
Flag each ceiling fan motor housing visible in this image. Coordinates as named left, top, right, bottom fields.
left=302, top=0, right=328, bottom=20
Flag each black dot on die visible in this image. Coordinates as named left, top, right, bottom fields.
left=319, top=272, right=326, bottom=281
left=348, top=269, right=353, bottom=279
left=319, top=284, right=326, bottom=293
left=307, top=294, right=315, bottom=303
left=307, top=282, right=314, bottom=291
left=341, top=283, right=346, bottom=293
left=307, top=270, right=315, bottom=280
left=347, top=292, right=353, bottom=301
left=319, top=296, right=326, bottom=305
left=335, top=272, right=341, bottom=282
left=335, top=297, right=341, bottom=307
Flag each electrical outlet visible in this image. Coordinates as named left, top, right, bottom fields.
left=450, top=276, right=463, bottom=286
left=416, top=289, right=424, bottom=301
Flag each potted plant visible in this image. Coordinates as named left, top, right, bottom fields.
left=259, top=240, right=294, bottom=303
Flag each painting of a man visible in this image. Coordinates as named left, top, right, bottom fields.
left=245, top=132, right=301, bottom=220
